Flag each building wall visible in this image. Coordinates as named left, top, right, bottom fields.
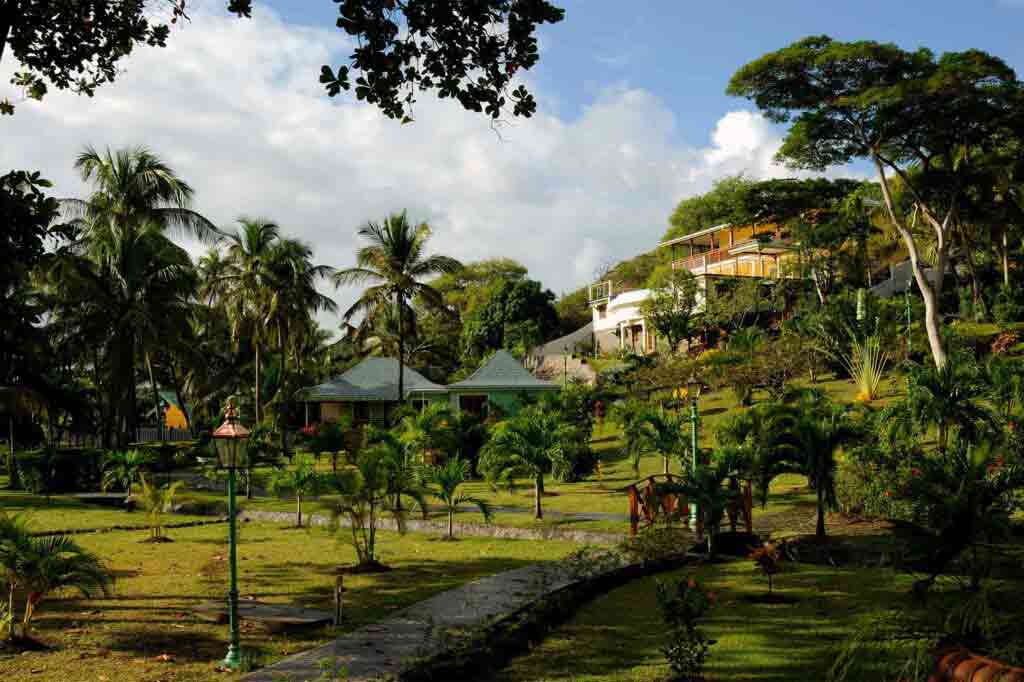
left=164, top=405, right=188, bottom=429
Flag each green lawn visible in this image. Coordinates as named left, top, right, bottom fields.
left=0, top=521, right=580, bottom=682
left=485, top=559, right=1005, bottom=682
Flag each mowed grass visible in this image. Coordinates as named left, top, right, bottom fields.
left=0, top=520, right=579, bottom=682
left=486, top=559, right=948, bottom=682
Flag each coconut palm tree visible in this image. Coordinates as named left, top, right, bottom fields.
left=57, top=146, right=212, bottom=446
left=101, top=449, right=152, bottom=497
left=333, top=212, right=462, bottom=402
left=425, top=458, right=492, bottom=539
left=480, top=406, right=575, bottom=519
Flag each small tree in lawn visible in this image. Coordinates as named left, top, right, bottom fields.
left=101, top=449, right=152, bottom=497
left=137, top=475, right=183, bottom=542
left=610, top=398, right=656, bottom=475
left=638, top=409, right=689, bottom=476
left=398, top=402, right=455, bottom=465
left=425, top=458, right=493, bottom=540
left=323, top=441, right=421, bottom=572
left=480, top=406, right=574, bottom=520
left=749, top=542, right=785, bottom=596
left=269, top=456, right=323, bottom=528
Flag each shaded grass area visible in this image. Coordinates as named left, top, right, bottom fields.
left=0, top=522, right=579, bottom=682
left=484, top=559, right=1009, bottom=682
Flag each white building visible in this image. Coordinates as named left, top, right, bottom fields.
left=588, top=284, right=656, bottom=355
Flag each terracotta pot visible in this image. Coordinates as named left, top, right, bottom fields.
left=932, top=646, right=1024, bottom=682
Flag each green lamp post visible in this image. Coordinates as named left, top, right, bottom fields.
left=213, top=400, right=250, bottom=671
left=686, top=372, right=702, bottom=530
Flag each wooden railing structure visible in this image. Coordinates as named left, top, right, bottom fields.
left=627, top=474, right=755, bottom=538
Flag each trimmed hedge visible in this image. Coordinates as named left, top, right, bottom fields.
left=16, top=447, right=105, bottom=494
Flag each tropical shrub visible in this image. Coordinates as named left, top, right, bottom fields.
left=424, top=458, right=492, bottom=539
left=309, top=421, right=348, bottom=471
left=835, top=443, right=916, bottom=521
left=15, top=448, right=105, bottom=494
left=840, top=333, right=889, bottom=402
left=136, top=476, right=184, bottom=541
left=101, top=449, right=153, bottom=497
left=0, top=514, right=113, bottom=640
left=993, top=285, right=1024, bottom=326
left=268, top=456, right=323, bottom=528
left=749, top=541, right=784, bottom=595
left=656, top=576, right=716, bottom=681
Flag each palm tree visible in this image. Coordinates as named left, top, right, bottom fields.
left=364, top=427, right=427, bottom=516
left=610, top=399, right=656, bottom=475
left=425, top=458, right=492, bottom=539
left=268, top=456, right=322, bottom=528
left=397, top=402, right=455, bottom=464
left=907, top=359, right=995, bottom=453
left=333, top=212, right=462, bottom=402
left=137, top=475, right=184, bottom=541
left=101, top=449, right=152, bottom=497
left=0, top=515, right=112, bottom=640
left=638, top=409, right=689, bottom=475
left=662, top=449, right=744, bottom=557
left=57, top=146, right=213, bottom=447
left=479, top=406, right=574, bottom=519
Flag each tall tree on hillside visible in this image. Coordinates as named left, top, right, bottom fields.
left=333, top=212, right=462, bottom=401
left=728, top=36, right=1024, bottom=369
left=461, top=278, right=559, bottom=360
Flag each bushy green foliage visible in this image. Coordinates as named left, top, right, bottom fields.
left=656, top=576, right=716, bottom=681
left=17, top=447, right=106, bottom=494
left=993, top=285, right=1024, bottom=326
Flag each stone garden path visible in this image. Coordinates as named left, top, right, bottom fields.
left=242, top=561, right=581, bottom=682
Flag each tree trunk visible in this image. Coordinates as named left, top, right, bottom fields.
left=663, top=455, right=669, bottom=475
left=872, top=156, right=948, bottom=369
left=255, top=343, right=261, bottom=424
left=534, top=474, right=543, bottom=519
left=1003, top=227, right=1010, bottom=289
left=296, top=491, right=302, bottom=528
left=397, top=293, right=405, bottom=406
left=7, top=415, right=18, bottom=490
left=815, top=475, right=826, bottom=542
left=0, top=2, right=12, bottom=64
left=448, top=508, right=455, bottom=539
left=145, top=350, right=163, bottom=441
left=279, top=323, right=290, bottom=458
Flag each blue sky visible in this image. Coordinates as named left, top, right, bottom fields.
left=267, top=0, right=1024, bottom=148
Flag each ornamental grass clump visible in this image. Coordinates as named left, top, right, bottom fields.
left=842, top=334, right=889, bottom=403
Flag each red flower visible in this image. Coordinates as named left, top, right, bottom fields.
left=884, top=490, right=892, bottom=498
left=911, top=468, right=922, bottom=477
left=687, top=578, right=697, bottom=589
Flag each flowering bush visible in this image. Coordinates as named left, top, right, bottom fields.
left=656, top=576, right=717, bottom=681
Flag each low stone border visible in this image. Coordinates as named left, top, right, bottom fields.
left=30, top=517, right=228, bottom=537
left=236, top=509, right=627, bottom=545
left=243, top=551, right=695, bottom=682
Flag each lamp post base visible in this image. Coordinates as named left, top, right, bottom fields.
left=222, top=644, right=242, bottom=671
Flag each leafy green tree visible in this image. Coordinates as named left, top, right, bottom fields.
left=461, top=278, right=559, bottom=360
left=639, top=268, right=699, bottom=353
left=101, top=449, right=151, bottom=497
left=985, top=358, right=1024, bottom=420
left=728, top=36, right=1024, bottom=369
left=425, top=458, right=493, bottom=539
left=316, top=0, right=564, bottom=121
left=333, top=212, right=462, bottom=401
left=664, top=175, right=753, bottom=242
left=268, top=456, right=323, bottom=528
left=480, top=406, right=574, bottom=519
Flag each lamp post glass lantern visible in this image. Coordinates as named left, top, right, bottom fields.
left=686, top=373, right=701, bottom=530
left=212, top=401, right=250, bottom=670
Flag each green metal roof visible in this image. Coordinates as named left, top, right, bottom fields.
left=300, top=358, right=446, bottom=402
left=447, top=350, right=558, bottom=392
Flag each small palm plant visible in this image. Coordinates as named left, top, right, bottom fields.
left=610, top=399, right=656, bottom=474
left=425, top=458, right=492, bottom=540
left=101, top=449, right=152, bottom=498
left=137, top=475, right=184, bottom=542
left=0, top=514, right=113, bottom=641
left=268, top=456, right=323, bottom=528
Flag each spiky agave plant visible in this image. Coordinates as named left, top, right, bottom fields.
left=842, top=333, right=890, bottom=402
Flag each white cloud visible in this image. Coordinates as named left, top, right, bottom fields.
left=1, top=3, right=803, bottom=334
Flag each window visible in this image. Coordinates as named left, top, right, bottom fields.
left=458, top=395, right=488, bottom=417
left=353, top=402, right=370, bottom=423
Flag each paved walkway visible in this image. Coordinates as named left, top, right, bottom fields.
left=243, top=561, right=580, bottom=682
